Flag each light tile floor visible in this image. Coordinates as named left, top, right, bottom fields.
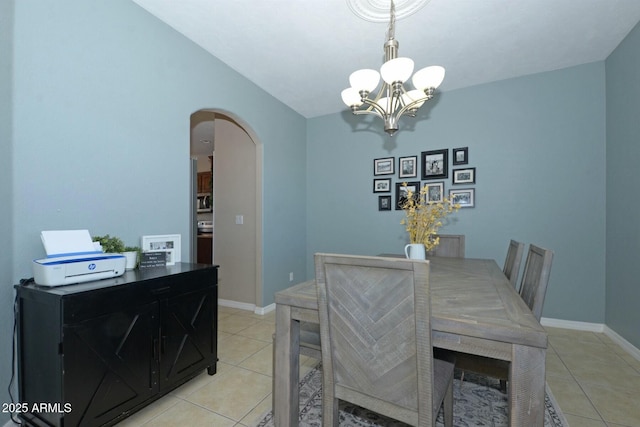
left=115, top=306, right=640, bottom=427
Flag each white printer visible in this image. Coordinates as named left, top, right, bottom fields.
left=32, top=230, right=126, bottom=287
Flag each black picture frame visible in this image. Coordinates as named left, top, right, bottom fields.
left=421, top=149, right=448, bottom=180
left=452, top=167, right=476, bottom=185
left=398, top=156, right=418, bottom=178
left=395, top=181, right=420, bottom=210
left=378, top=195, right=392, bottom=211
left=453, top=147, right=469, bottom=165
left=374, top=157, right=395, bottom=175
left=449, top=188, right=475, bottom=208
left=423, top=181, right=444, bottom=203
left=373, top=178, right=391, bottom=193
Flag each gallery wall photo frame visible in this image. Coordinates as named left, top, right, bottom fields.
left=423, top=181, right=444, bottom=203
left=378, top=195, right=392, bottom=211
left=141, top=234, right=181, bottom=266
left=421, top=149, right=448, bottom=180
left=374, top=157, right=395, bottom=175
left=449, top=188, right=475, bottom=208
left=395, top=181, right=420, bottom=210
left=453, top=147, right=469, bottom=165
left=398, top=155, right=418, bottom=178
left=373, top=178, right=391, bottom=193
left=452, top=167, right=476, bottom=185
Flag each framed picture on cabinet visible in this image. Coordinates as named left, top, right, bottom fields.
left=453, top=147, right=469, bottom=165
left=378, top=195, right=392, bottom=211
left=421, top=149, right=448, bottom=180
left=141, top=234, right=181, bottom=266
left=374, top=157, right=395, bottom=175
left=452, top=167, right=476, bottom=185
left=398, top=156, right=418, bottom=178
left=423, top=181, right=444, bottom=203
left=395, top=181, right=420, bottom=210
left=373, top=178, right=391, bottom=193
left=449, top=188, right=475, bottom=208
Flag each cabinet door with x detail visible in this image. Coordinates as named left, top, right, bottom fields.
left=159, top=287, right=217, bottom=390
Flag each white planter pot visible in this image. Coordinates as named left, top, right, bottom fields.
left=123, top=251, right=138, bottom=270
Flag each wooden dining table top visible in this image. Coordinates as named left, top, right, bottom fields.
left=275, top=256, right=547, bottom=350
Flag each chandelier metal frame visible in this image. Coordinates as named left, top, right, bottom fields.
left=341, top=0, right=444, bottom=136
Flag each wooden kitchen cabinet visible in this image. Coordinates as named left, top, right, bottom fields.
left=15, top=263, right=218, bottom=427
left=197, top=234, right=213, bottom=264
left=197, top=171, right=212, bottom=193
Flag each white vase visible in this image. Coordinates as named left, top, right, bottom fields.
left=404, top=243, right=426, bottom=260
left=123, top=251, right=138, bottom=270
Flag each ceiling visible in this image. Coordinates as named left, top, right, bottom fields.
left=131, top=0, right=640, bottom=119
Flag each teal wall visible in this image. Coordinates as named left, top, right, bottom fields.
left=307, top=63, right=607, bottom=323
left=605, top=21, right=640, bottom=348
left=3, top=4, right=640, bottom=423
left=1, top=0, right=15, bottom=420
left=9, top=0, right=309, bottom=418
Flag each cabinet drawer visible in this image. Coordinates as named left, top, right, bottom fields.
left=63, top=268, right=217, bottom=323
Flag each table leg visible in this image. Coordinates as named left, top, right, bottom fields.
left=509, top=344, right=546, bottom=427
left=274, top=304, right=300, bottom=427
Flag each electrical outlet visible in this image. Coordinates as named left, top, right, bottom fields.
left=235, top=215, right=243, bottom=225
left=289, top=272, right=294, bottom=282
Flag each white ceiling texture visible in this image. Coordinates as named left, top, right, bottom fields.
left=131, top=0, right=640, bottom=119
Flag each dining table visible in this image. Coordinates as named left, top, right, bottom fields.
left=273, top=256, right=548, bottom=427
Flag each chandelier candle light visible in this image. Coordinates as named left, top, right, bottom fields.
left=341, top=0, right=445, bottom=136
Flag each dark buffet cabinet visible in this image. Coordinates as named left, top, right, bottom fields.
left=15, top=263, right=219, bottom=427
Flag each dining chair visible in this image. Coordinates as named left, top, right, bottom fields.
left=429, top=234, right=465, bottom=258
left=503, top=239, right=525, bottom=290
left=315, top=253, right=454, bottom=427
left=519, top=244, right=554, bottom=321
left=455, top=244, right=554, bottom=390
left=272, top=322, right=321, bottom=409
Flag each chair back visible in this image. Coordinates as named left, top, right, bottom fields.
left=519, top=245, right=554, bottom=321
left=431, top=234, right=465, bottom=258
left=503, top=240, right=525, bottom=289
left=315, top=253, right=434, bottom=425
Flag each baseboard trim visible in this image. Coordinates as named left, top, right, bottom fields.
left=603, top=325, right=640, bottom=362
left=541, top=317, right=640, bottom=362
left=218, top=298, right=256, bottom=312
left=254, top=303, right=275, bottom=315
left=540, top=317, right=605, bottom=332
left=218, top=299, right=275, bottom=316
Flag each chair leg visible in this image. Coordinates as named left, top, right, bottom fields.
left=322, top=396, right=339, bottom=427
left=444, top=376, right=454, bottom=427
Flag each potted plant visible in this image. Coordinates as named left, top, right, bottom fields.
left=92, top=234, right=125, bottom=254
left=399, top=183, right=460, bottom=259
left=122, top=245, right=141, bottom=270
left=92, top=235, right=139, bottom=270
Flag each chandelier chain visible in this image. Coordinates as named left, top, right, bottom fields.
left=386, top=0, right=396, bottom=42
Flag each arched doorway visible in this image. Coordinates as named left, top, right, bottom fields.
left=190, top=109, right=263, bottom=309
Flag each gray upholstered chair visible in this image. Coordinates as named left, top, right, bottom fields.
left=429, top=234, right=465, bottom=258
left=456, top=244, right=554, bottom=389
left=503, top=240, right=525, bottom=290
left=315, top=253, right=454, bottom=427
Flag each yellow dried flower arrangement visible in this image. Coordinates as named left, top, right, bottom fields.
left=399, top=183, right=460, bottom=251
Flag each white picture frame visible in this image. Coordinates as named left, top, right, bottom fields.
left=141, top=234, right=181, bottom=266
left=449, top=188, right=475, bottom=208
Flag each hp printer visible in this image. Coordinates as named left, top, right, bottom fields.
left=32, top=230, right=126, bottom=287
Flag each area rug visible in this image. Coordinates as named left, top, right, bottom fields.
left=256, top=364, right=569, bottom=427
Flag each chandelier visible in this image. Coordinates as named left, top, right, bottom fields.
left=341, top=0, right=445, bottom=136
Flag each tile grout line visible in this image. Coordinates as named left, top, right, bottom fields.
left=548, top=333, right=611, bottom=426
